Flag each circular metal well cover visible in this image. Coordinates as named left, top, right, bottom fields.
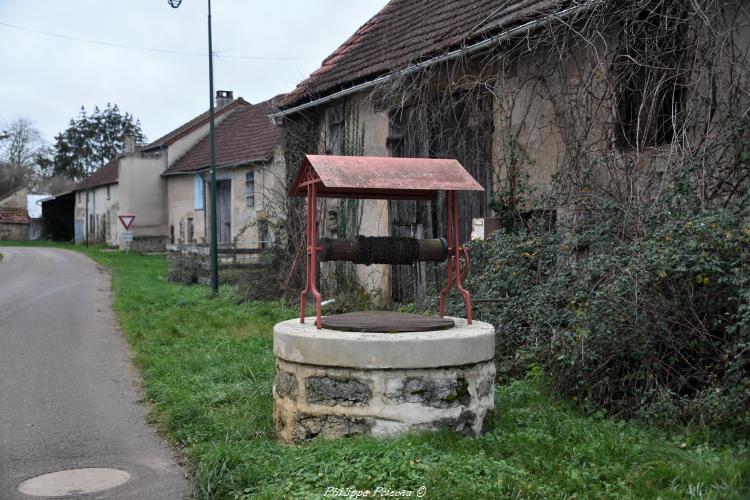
left=17, top=468, right=130, bottom=497
left=321, top=311, right=455, bottom=333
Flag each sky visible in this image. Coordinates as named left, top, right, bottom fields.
left=0, top=0, right=388, bottom=143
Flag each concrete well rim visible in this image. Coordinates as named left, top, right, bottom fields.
left=273, top=316, right=495, bottom=369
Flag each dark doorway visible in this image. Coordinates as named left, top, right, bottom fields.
left=387, top=95, right=493, bottom=304
left=216, top=180, right=231, bottom=245
left=42, top=191, right=75, bottom=241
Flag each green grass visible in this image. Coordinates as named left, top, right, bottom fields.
left=2, top=241, right=749, bottom=499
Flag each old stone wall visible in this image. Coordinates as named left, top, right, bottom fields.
left=273, top=316, right=496, bottom=443
left=0, top=223, right=29, bottom=240
left=166, top=243, right=276, bottom=295
left=274, top=358, right=495, bottom=443
left=130, top=235, right=167, bottom=253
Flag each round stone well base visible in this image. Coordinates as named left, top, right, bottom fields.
left=273, top=315, right=495, bottom=443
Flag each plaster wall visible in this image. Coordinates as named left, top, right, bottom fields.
left=314, top=94, right=392, bottom=305
left=0, top=223, right=28, bottom=240
left=166, top=174, right=206, bottom=245
left=74, top=183, right=119, bottom=246
left=0, top=187, right=27, bottom=207
left=230, top=149, right=286, bottom=248
left=118, top=154, right=168, bottom=247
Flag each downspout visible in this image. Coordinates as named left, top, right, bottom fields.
left=269, top=0, right=604, bottom=124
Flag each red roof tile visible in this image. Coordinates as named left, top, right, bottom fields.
left=74, top=158, right=119, bottom=190
left=163, top=98, right=283, bottom=175
left=0, top=207, right=30, bottom=224
left=279, top=0, right=575, bottom=108
left=142, top=98, right=250, bottom=152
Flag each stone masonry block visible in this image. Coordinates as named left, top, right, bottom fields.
left=274, top=370, right=298, bottom=400
left=305, top=376, right=372, bottom=407
left=293, top=414, right=374, bottom=442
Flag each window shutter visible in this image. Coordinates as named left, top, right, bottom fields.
left=194, top=174, right=204, bottom=210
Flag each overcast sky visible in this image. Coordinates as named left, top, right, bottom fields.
left=0, top=0, right=387, bottom=143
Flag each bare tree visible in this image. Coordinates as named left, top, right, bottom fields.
left=0, top=118, right=48, bottom=194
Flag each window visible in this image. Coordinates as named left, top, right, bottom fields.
left=615, top=70, right=685, bottom=149
left=325, top=104, right=344, bottom=155
left=614, top=5, right=687, bottom=149
left=187, top=217, right=194, bottom=243
left=179, top=219, right=185, bottom=243
left=194, top=174, right=204, bottom=210
left=106, top=185, right=110, bottom=200
left=245, top=171, right=255, bottom=207
left=170, top=225, right=175, bottom=244
left=259, top=219, right=269, bottom=249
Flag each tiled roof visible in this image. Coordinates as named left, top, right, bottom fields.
left=0, top=207, right=30, bottom=224
left=163, top=98, right=283, bottom=175
left=142, top=98, right=250, bottom=152
left=74, top=158, right=119, bottom=190
left=279, top=0, right=575, bottom=108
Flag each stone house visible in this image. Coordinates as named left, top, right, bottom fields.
left=0, top=186, right=50, bottom=240
left=73, top=159, right=120, bottom=245
left=271, top=0, right=750, bottom=305
left=162, top=97, right=284, bottom=248
left=71, top=90, right=252, bottom=250
left=0, top=186, right=30, bottom=240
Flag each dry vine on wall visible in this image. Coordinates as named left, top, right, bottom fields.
left=361, top=0, right=750, bottom=428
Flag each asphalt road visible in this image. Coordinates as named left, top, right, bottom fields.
left=0, top=247, right=190, bottom=499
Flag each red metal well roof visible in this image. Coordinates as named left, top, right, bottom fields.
left=289, top=155, right=484, bottom=200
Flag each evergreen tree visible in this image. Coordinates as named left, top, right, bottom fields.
left=41, top=104, right=145, bottom=181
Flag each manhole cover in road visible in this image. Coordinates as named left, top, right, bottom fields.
left=17, top=468, right=130, bottom=497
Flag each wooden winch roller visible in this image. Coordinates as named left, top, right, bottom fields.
left=320, top=236, right=449, bottom=265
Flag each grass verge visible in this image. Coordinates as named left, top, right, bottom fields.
left=2, top=242, right=748, bottom=499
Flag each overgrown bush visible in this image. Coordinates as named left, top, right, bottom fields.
left=442, top=205, right=750, bottom=432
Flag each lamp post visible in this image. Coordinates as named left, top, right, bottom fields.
left=168, top=0, right=220, bottom=296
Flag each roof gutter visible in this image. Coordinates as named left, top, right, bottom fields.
left=269, top=0, right=604, bottom=124
left=161, top=156, right=272, bottom=177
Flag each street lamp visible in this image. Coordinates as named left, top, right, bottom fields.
left=168, top=0, right=220, bottom=296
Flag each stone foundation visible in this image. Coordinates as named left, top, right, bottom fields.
left=130, top=235, right=167, bottom=253
left=273, top=317, right=495, bottom=443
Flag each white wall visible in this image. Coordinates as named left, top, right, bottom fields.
left=118, top=153, right=168, bottom=247
left=73, top=183, right=119, bottom=246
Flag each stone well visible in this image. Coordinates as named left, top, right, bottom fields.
left=272, top=316, right=495, bottom=443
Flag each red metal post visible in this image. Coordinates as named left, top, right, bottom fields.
left=452, top=191, right=472, bottom=324
left=309, top=183, right=322, bottom=329
left=439, top=191, right=454, bottom=317
left=299, top=183, right=312, bottom=323
left=299, top=181, right=323, bottom=329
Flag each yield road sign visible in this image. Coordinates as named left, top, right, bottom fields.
left=118, top=215, right=135, bottom=231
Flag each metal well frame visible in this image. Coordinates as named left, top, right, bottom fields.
left=290, top=155, right=483, bottom=329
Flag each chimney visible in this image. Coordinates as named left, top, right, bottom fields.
left=215, top=90, right=234, bottom=108
left=123, top=135, right=135, bottom=154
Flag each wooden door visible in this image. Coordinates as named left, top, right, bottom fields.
left=216, top=180, right=231, bottom=245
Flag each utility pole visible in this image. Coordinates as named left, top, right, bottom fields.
left=168, top=0, right=219, bottom=296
